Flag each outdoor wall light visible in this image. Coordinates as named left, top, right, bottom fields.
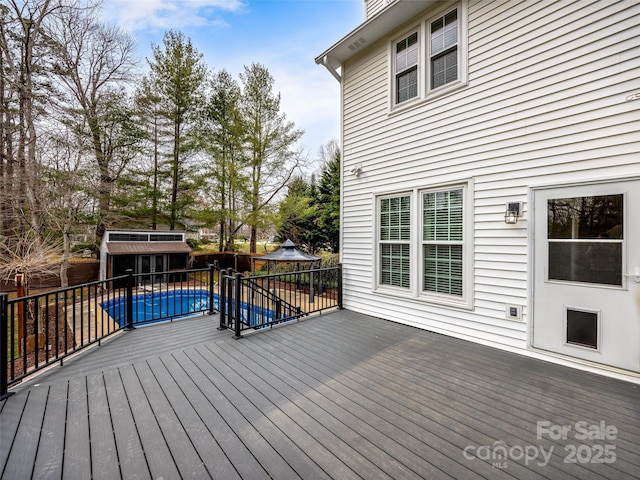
left=504, top=202, right=523, bottom=224
left=350, top=165, right=362, bottom=177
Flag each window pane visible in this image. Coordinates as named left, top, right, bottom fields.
left=423, top=189, right=463, bottom=241
left=381, top=244, right=411, bottom=288
left=548, top=195, right=623, bottom=240
left=548, top=241, right=622, bottom=286
left=423, top=244, right=463, bottom=295
left=380, top=195, right=411, bottom=241
left=396, top=32, right=418, bottom=71
left=431, top=49, right=457, bottom=89
left=431, top=9, right=457, bottom=56
left=396, top=67, right=418, bottom=103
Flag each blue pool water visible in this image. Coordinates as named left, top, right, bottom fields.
left=102, top=289, right=274, bottom=327
left=102, top=289, right=217, bottom=326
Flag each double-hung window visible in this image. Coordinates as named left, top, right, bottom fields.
left=376, top=184, right=470, bottom=307
left=391, top=2, right=466, bottom=108
left=379, top=195, right=411, bottom=288
left=422, top=188, right=464, bottom=296
left=430, top=9, right=458, bottom=89
left=395, top=32, right=419, bottom=104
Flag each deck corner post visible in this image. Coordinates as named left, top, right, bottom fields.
left=234, top=273, right=242, bottom=338
left=0, top=293, right=14, bottom=399
left=124, top=269, right=135, bottom=331
left=208, top=263, right=217, bottom=315
left=219, top=273, right=227, bottom=330
left=337, top=264, right=343, bottom=310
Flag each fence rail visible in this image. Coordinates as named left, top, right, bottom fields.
left=1, top=265, right=219, bottom=398
left=219, top=266, right=343, bottom=337
left=1, top=264, right=342, bottom=399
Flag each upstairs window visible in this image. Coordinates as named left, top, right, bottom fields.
left=430, top=9, right=458, bottom=89
left=395, top=32, right=419, bottom=104
left=391, top=2, right=466, bottom=108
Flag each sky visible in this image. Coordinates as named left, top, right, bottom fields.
left=101, top=0, right=363, bottom=168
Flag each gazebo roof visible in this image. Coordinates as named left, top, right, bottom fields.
left=256, top=239, right=320, bottom=262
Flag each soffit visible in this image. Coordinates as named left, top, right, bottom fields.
left=315, top=0, right=438, bottom=69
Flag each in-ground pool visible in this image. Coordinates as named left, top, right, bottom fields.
left=102, top=289, right=274, bottom=327
left=102, top=289, right=217, bottom=326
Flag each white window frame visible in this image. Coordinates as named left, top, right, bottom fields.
left=389, top=0, right=468, bottom=111
left=376, top=192, right=413, bottom=291
left=394, top=30, right=420, bottom=105
left=419, top=184, right=472, bottom=307
left=374, top=182, right=473, bottom=309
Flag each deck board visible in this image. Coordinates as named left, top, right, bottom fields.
left=102, top=368, right=151, bottom=480
left=87, top=373, right=121, bottom=480
left=63, top=377, right=92, bottom=480
left=145, top=355, right=242, bottom=480
left=162, top=350, right=269, bottom=480
left=2, top=310, right=640, bottom=479
left=1, top=385, right=48, bottom=479
left=118, top=364, right=181, bottom=480
left=32, top=382, right=67, bottom=480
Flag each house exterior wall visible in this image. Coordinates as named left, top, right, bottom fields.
left=339, top=0, right=640, bottom=353
left=365, top=0, right=387, bottom=18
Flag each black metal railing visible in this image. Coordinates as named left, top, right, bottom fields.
left=219, top=266, right=343, bottom=337
left=1, top=264, right=220, bottom=398
left=1, top=263, right=342, bottom=398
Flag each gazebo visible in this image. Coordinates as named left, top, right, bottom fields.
left=252, top=239, right=321, bottom=275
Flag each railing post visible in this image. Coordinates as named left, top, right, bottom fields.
left=234, top=273, right=242, bottom=338
left=337, top=264, right=343, bottom=309
left=219, top=272, right=227, bottom=330
left=208, top=263, right=216, bottom=315
left=275, top=299, right=282, bottom=322
left=124, top=269, right=135, bottom=330
left=0, top=293, right=14, bottom=399
left=309, top=270, right=314, bottom=304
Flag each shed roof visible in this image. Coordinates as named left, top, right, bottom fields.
left=105, top=242, right=192, bottom=255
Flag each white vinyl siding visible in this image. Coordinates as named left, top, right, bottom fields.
left=365, top=0, right=387, bottom=19
left=339, top=0, right=640, bottom=354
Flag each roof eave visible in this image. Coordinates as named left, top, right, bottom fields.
left=315, top=0, right=439, bottom=70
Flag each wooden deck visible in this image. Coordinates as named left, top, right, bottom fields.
left=1, top=310, right=639, bottom=479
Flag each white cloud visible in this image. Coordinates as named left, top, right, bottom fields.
left=103, top=0, right=244, bottom=31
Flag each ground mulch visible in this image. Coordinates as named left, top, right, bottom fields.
left=6, top=305, right=75, bottom=386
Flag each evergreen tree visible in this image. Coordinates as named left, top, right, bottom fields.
left=147, top=30, right=207, bottom=230
left=316, top=141, right=341, bottom=252
left=276, top=176, right=316, bottom=248
left=200, top=69, right=247, bottom=250
left=239, top=63, right=304, bottom=253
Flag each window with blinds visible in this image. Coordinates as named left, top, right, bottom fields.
left=379, top=195, right=411, bottom=288
left=422, top=189, right=464, bottom=296
left=430, top=9, right=458, bottom=89
left=390, top=3, right=465, bottom=108
left=395, top=32, right=419, bottom=104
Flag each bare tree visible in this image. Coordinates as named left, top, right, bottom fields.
left=0, top=0, right=63, bottom=252
left=51, top=2, right=138, bottom=237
